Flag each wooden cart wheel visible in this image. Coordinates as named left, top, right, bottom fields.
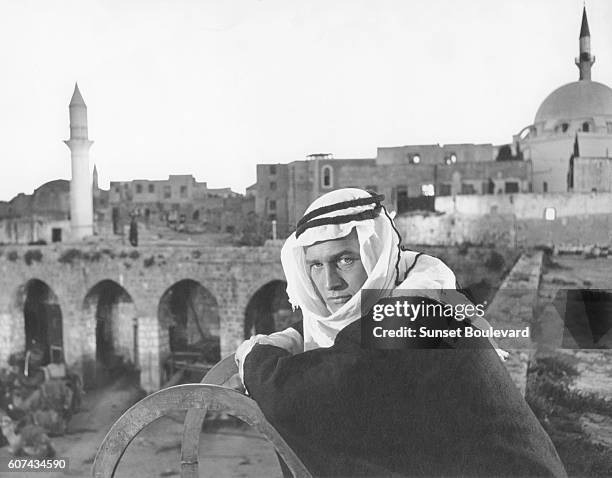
left=180, top=355, right=239, bottom=478
left=92, top=355, right=311, bottom=478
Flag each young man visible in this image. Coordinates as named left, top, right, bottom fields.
left=235, top=188, right=567, bottom=477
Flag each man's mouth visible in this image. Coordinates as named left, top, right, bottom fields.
left=328, top=295, right=352, bottom=304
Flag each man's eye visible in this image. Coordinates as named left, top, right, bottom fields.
left=338, top=257, right=355, bottom=268
left=310, top=262, right=323, bottom=270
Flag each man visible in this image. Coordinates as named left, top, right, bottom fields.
left=234, top=188, right=566, bottom=477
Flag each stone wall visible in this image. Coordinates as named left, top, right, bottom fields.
left=0, top=218, right=69, bottom=244
left=485, top=251, right=544, bottom=394
left=396, top=209, right=612, bottom=247
left=435, top=191, right=612, bottom=218
left=0, top=244, right=286, bottom=393
left=396, top=213, right=517, bottom=246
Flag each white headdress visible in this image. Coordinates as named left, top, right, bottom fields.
left=281, top=188, right=457, bottom=350
left=236, top=188, right=506, bottom=381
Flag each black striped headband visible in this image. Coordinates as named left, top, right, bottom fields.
left=295, top=192, right=385, bottom=238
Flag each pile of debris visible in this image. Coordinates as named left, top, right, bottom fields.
left=0, top=349, right=82, bottom=458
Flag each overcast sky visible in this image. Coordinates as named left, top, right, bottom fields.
left=2, top=0, right=612, bottom=200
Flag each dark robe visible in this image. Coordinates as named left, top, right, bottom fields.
left=243, top=296, right=567, bottom=478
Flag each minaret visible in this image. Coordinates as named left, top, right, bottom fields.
left=64, top=83, right=94, bottom=240
left=575, top=6, right=595, bottom=80
left=92, top=164, right=99, bottom=191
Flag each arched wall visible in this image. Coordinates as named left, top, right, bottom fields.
left=82, top=279, right=137, bottom=387
left=0, top=245, right=286, bottom=392
left=3, top=279, right=66, bottom=368
left=244, top=280, right=302, bottom=339
left=158, top=278, right=220, bottom=363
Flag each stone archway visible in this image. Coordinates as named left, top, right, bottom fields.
left=83, top=280, right=136, bottom=385
left=244, top=280, right=302, bottom=339
left=16, top=279, right=64, bottom=366
left=158, top=280, right=220, bottom=365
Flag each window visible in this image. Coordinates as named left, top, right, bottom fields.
left=115, top=187, right=120, bottom=194
left=269, top=200, right=277, bottom=211
left=180, top=185, right=187, bottom=198
left=504, top=181, right=519, bottom=193
left=321, top=165, right=333, bottom=188
left=543, top=182, right=548, bottom=193
left=269, top=165, right=277, bottom=175
left=421, top=184, right=435, bottom=196
left=562, top=123, right=569, bottom=133
left=148, top=184, right=155, bottom=193
left=607, top=122, right=612, bottom=134
left=269, top=214, right=277, bottom=221
left=270, top=181, right=277, bottom=191
left=544, top=207, right=556, bottom=221
left=51, top=228, right=62, bottom=243
left=136, top=184, right=143, bottom=194
left=395, top=186, right=408, bottom=201
left=582, top=122, right=590, bottom=132
left=461, top=183, right=476, bottom=195
left=192, top=210, right=200, bottom=220
left=164, top=185, right=172, bottom=199
left=445, top=153, right=457, bottom=165
left=438, top=184, right=452, bottom=196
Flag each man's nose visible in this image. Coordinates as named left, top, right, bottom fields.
left=324, top=265, right=345, bottom=290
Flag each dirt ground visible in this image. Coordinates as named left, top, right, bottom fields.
left=533, top=254, right=612, bottom=456
left=0, top=375, right=282, bottom=478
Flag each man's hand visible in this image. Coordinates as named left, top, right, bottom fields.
left=221, top=372, right=246, bottom=394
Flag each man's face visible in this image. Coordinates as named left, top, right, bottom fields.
left=304, top=229, right=368, bottom=312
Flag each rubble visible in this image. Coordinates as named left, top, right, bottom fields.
left=0, top=350, right=82, bottom=457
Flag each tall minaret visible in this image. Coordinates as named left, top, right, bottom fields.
left=92, top=164, right=99, bottom=191
left=64, top=83, right=94, bottom=240
left=575, top=6, right=595, bottom=80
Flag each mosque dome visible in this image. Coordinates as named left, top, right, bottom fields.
left=534, top=80, right=612, bottom=124
left=31, top=179, right=70, bottom=215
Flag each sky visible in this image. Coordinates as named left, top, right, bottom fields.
left=2, top=0, right=612, bottom=200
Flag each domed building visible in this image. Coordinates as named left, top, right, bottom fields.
left=516, top=7, right=612, bottom=193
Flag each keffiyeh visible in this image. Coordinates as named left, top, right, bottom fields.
left=282, top=188, right=456, bottom=350
left=236, top=188, right=505, bottom=378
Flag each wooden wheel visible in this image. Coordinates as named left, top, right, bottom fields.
left=92, top=356, right=311, bottom=477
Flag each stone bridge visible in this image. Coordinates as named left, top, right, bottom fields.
left=0, top=244, right=292, bottom=392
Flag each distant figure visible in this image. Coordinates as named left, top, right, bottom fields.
left=129, top=215, right=138, bottom=247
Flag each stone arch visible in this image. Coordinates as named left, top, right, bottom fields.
left=244, top=280, right=302, bottom=339
left=13, top=279, right=64, bottom=366
left=83, top=280, right=137, bottom=382
left=157, top=279, right=220, bottom=364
